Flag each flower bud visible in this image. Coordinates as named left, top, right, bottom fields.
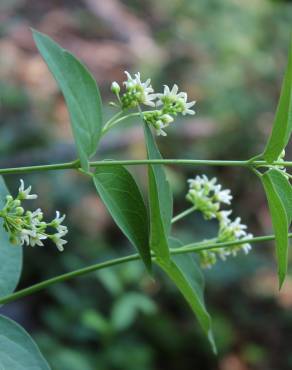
left=16, top=207, right=24, bottom=216
left=6, top=195, right=13, bottom=202
left=111, top=81, right=120, bottom=95
left=14, top=199, right=21, bottom=207
left=9, top=235, right=18, bottom=245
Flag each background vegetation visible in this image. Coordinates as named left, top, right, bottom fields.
left=1, top=0, right=292, bottom=369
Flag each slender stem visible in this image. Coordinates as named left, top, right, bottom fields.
left=1, top=159, right=292, bottom=176
left=102, top=110, right=156, bottom=136
left=175, top=232, right=292, bottom=253
left=101, top=110, right=124, bottom=136
left=171, top=206, right=196, bottom=224
left=105, top=112, right=140, bottom=127
left=0, top=254, right=140, bottom=305
left=0, top=232, right=291, bottom=305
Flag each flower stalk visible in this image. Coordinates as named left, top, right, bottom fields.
left=0, top=231, right=291, bottom=306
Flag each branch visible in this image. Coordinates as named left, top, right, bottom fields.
left=0, top=159, right=292, bottom=175
left=0, top=232, right=291, bottom=305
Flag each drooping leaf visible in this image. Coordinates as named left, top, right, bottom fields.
left=263, top=39, right=292, bottom=163
left=143, top=123, right=173, bottom=261
left=93, top=165, right=151, bottom=271
left=0, top=315, right=51, bottom=369
left=157, top=239, right=216, bottom=353
left=261, top=169, right=291, bottom=287
left=0, top=176, right=22, bottom=302
left=33, top=30, right=103, bottom=171
left=265, top=169, right=292, bottom=223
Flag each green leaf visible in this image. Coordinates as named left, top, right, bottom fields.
left=93, top=165, right=151, bottom=271
left=157, top=239, right=216, bottom=353
left=143, top=123, right=173, bottom=261
left=0, top=177, right=22, bottom=302
left=0, top=315, right=51, bottom=369
left=261, top=169, right=292, bottom=287
left=32, top=30, right=103, bottom=171
left=266, top=169, right=292, bottom=223
left=263, top=40, right=292, bottom=163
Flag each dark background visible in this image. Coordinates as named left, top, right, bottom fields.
left=1, top=0, right=292, bottom=369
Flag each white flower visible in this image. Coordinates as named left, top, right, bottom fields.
left=123, top=71, right=157, bottom=107
left=214, top=187, right=232, bottom=205
left=51, top=211, right=65, bottom=226
left=157, top=84, right=196, bottom=115
left=218, top=210, right=232, bottom=225
left=52, top=233, right=67, bottom=251
left=18, top=179, right=37, bottom=200
left=230, top=217, right=247, bottom=238
left=30, top=232, right=47, bottom=247
left=218, top=248, right=231, bottom=261
left=154, top=121, right=167, bottom=136
left=241, top=233, right=253, bottom=254
left=50, top=211, right=68, bottom=235
left=20, top=229, right=31, bottom=246
left=31, top=208, right=43, bottom=221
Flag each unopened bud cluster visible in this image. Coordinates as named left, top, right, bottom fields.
left=0, top=180, right=68, bottom=251
left=186, top=175, right=252, bottom=268
left=111, top=72, right=195, bottom=136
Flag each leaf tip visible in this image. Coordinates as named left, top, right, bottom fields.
left=208, top=330, right=217, bottom=355
left=278, top=272, right=286, bottom=290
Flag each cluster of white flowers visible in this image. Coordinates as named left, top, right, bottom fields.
left=111, top=72, right=195, bottom=136
left=186, top=175, right=252, bottom=268
left=186, top=175, right=232, bottom=220
left=0, top=180, right=68, bottom=251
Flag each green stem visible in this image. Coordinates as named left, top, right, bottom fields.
left=1, top=159, right=292, bottom=176
left=102, top=111, right=156, bottom=136
left=101, top=110, right=124, bottom=136
left=171, top=206, right=196, bottom=224
left=176, top=233, right=292, bottom=253
left=0, top=232, right=291, bottom=305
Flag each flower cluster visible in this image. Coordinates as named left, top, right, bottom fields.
left=0, top=180, right=68, bottom=251
left=186, top=175, right=232, bottom=220
left=186, top=175, right=252, bottom=268
left=111, top=72, right=195, bottom=136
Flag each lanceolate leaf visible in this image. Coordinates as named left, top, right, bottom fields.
left=143, top=124, right=173, bottom=261
left=93, top=165, right=151, bottom=271
left=0, top=315, right=51, bottom=369
left=261, top=169, right=291, bottom=287
left=263, top=40, right=292, bottom=163
left=33, top=30, right=103, bottom=171
left=265, top=169, right=292, bottom=223
left=0, top=177, right=22, bottom=302
left=157, top=239, right=216, bottom=353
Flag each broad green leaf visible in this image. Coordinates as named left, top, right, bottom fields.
left=157, top=246, right=216, bottom=353
left=143, top=123, right=173, bottom=261
left=93, top=165, right=151, bottom=271
left=0, top=176, right=22, bottom=301
left=33, top=30, right=103, bottom=171
left=261, top=169, right=291, bottom=287
left=263, top=40, right=292, bottom=163
left=265, top=169, right=292, bottom=223
left=0, top=315, right=51, bottom=369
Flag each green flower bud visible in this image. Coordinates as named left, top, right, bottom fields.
left=16, top=207, right=24, bottom=216
left=111, top=81, right=120, bottom=95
